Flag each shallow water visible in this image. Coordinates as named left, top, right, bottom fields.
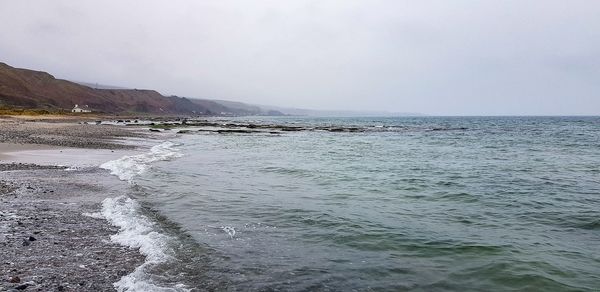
left=117, top=117, right=600, bottom=291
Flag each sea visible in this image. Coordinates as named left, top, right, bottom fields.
left=99, top=116, right=600, bottom=291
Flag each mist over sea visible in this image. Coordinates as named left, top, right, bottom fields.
left=104, top=116, right=600, bottom=291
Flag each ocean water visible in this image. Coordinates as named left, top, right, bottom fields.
left=101, top=116, right=600, bottom=291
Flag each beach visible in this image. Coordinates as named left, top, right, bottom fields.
left=0, top=118, right=151, bottom=291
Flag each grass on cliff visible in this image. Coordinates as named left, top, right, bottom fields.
left=0, top=107, right=79, bottom=116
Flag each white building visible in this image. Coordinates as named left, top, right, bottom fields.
left=72, top=104, right=92, bottom=113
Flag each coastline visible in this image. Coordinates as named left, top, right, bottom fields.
left=0, top=118, right=156, bottom=291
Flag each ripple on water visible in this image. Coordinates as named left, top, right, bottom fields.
left=131, top=117, right=600, bottom=291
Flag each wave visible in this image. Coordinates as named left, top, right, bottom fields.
left=102, top=196, right=188, bottom=292
left=100, top=141, right=183, bottom=182
left=99, top=141, right=187, bottom=291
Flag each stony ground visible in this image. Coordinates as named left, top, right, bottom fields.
left=0, top=167, right=144, bottom=291
left=0, top=120, right=146, bottom=149
left=0, top=119, right=150, bottom=291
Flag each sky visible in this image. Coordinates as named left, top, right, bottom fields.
left=0, top=0, right=599, bottom=115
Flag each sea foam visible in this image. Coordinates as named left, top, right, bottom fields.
left=100, top=141, right=183, bottom=182
left=102, top=196, right=188, bottom=292
left=100, top=141, right=188, bottom=291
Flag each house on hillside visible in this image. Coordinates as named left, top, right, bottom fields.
left=72, top=104, right=92, bottom=113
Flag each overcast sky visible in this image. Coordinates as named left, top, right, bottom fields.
left=1, top=1, right=599, bottom=115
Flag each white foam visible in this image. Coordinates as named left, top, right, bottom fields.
left=100, top=141, right=183, bottom=182
left=81, top=212, right=104, bottom=219
left=221, top=226, right=236, bottom=239
left=102, top=196, right=189, bottom=292
left=99, top=141, right=187, bottom=291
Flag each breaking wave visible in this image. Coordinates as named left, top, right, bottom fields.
left=100, top=141, right=182, bottom=182
left=100, top=141, right=187, bottom=291
left=102, top=196, right=188, bottom=292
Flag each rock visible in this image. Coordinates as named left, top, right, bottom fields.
left=149, top=129, right=161, bottom=132
left=217, top=129, right=254, bottom=134
left=22, top=240, right=30, bottom=247
left=15, top=283, right=29, bottom=290
left=28, top=236, right=36, bottom=241
left=8, top=276, right=20, bottom=283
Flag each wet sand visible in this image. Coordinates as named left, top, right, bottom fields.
left=0, top=143, right=61, bottom=161
left=0, top=119, right=152, bottom=291
left=0, top=144, right=139, bottom=167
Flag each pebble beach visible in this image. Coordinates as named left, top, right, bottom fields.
left=0, top=117, right=150, bottom=291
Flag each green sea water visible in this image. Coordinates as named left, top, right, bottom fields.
left=122, top=116, right=600, bottom=291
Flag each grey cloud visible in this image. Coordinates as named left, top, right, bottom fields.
left=0, top=0, right=599, bottom=115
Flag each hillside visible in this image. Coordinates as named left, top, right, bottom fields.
left=188, top=98, right=285, bottom=116
left=0, top=62, right=216, bottom=115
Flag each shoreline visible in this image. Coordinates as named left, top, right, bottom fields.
left=0, top=119, right=146, bottom=150
left=0, top=166, right=146, bottom=291
left=0, top=118, right=157, bottom=291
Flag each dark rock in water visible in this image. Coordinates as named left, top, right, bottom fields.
left=430, top=127, right=468, bottom=131
left=279, top=126, right=304, bottom=131
left=177, top=130, right=190, bottom=134
left=149, top=129, right=161, bottom=132
left=28, top=236, right=36, bottom=241
left=217, top=129, right=254, bottom=134
left=22, top=240, right=30, bottom=246
left=9, top=276, right=21, bottom=283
